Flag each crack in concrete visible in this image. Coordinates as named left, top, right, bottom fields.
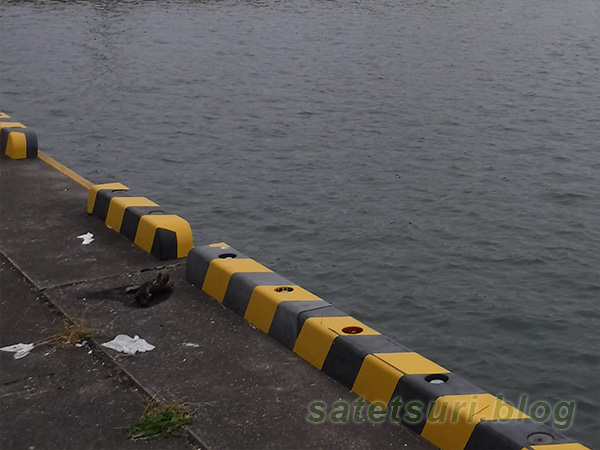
left=2, top=372, right=56, bottom=387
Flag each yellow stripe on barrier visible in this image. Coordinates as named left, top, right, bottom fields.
left=351, top=354, right=405, bottom=405
left=4, top=132, right=27, bottom=159
left=421, top=394, right=528, bottom=450
left=38, top=151, right=94, bottom=191
left=379, top=352, right=450, bottom=375
left=86, top=182, right=129, bottom=213
left=244, top=285, right=321, bottom=333
left=134, top=214, right=193, bottom=259
left=293, top=316, right=379, bottom=370
left=0, top=122, right=25, bottom=131
left=531, top=445, right=592, bottom=450
left=0, top=112, right=11, bottom=118
left=105, top=197, right=158, bottom=231
left=202, top=259, right=272, bottom=302
left=352, top=352, right=449, bottom=405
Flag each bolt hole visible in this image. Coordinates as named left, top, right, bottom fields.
left=275, top=286, right=294, bottom=293
left=527, top=433, right=554, bottom=444
left=342, top=326, right=363, bottom=335
left=148, top=210, right=164, bottom=215
left=219, top=253, right=237, bottom=259
left=425, top=374, right=449, bottom=384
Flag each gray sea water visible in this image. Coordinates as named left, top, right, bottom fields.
left=1, top=0, right=599, bottom=446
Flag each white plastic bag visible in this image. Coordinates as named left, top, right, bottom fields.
left=101, top=334, right=155, bottom=355
left=77, top=232, right=94, bottom=245
left=1, top=343, right=35, bottom=359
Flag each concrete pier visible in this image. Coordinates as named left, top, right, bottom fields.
left=0, top=154, right=434, bottom=449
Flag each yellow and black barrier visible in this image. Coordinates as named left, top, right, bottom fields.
left=186, top=243, right=336, bottom=349
left=186, top=243, right=590, bottom=450
left=0, top=115, right=38, bottom=160
left=87, top=183, right=193, bottom=260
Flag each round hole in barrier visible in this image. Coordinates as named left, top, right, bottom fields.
left=219, top=253, right=237, bottom=259
left=342, top=326, right=363, bottom=335
left=425, top=374, right=449, bottom=384
left=275, top=286, right=294, bottom=293
left=527, top=433, right=554, bottom=444
left=148, top=210, right=165, bottom=215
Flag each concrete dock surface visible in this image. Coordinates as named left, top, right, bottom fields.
left=0, top=153, right=435, bottom=449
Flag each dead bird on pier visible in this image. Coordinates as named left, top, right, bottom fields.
left=133, top=272, right=173, bottom=307
left=80, top=272, right=174, bottom=308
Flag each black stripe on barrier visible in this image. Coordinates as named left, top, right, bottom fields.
left=24, top=129, right=37, bottom=158
left=91, top=188, right=131, bottom=221
left=121, top=207, right=165, bottom=241
left=293, top=310, right=381, bottom=371
left=0, top=127, right=12, bottom=154
left=1, top=128, right=38, bottom=159
left=186, top=245, right=250, bottom=289
left=133, top=213, right=193, bottom=260
left=322, top=335, right=410, bottom=390
left=394, top=373, right=487, bottom=434
left=151, top=228, right=178, bottom=260
left=224, top=271, right=294, bottom=317
left=268, top=300, right=332, bottom=349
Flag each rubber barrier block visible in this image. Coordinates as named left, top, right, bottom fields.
left=223, top=271, right=293, bottom=317
left=186, top=244, right=250, bottom=289
left=244, top=283, right=322, bottom=334
left=420, top=393, right=527, bottom=450
left=322, top=334, right=411, bottom=390
left=87, top=182, right=129, bottom=217
left=293, top=315, right=380, bottom=370
left=352, top=352, right=450, bottom=407
left=134, top=214, right=193, bottom=260
left=465, top=420, right=587, bottom=450
left=392, top=372, right=486, bottom=433
left=194, top=246, right=273, bottom=302
left=88, top=183, right=193, bottom=260
left=119, top=206, right=163, bottom=240
left=186, top=244, right=334, bottom=348
left=0, top=112, right=11, bottom=119
left=205, top=258, right=272, bottom=302
left=0, top=122, right=27, bottom=157
left=1, top=128, right=37, bottom=159
left=105, top=196, right=159, bottom=232
left=268, top=300, right=333, bottom=349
